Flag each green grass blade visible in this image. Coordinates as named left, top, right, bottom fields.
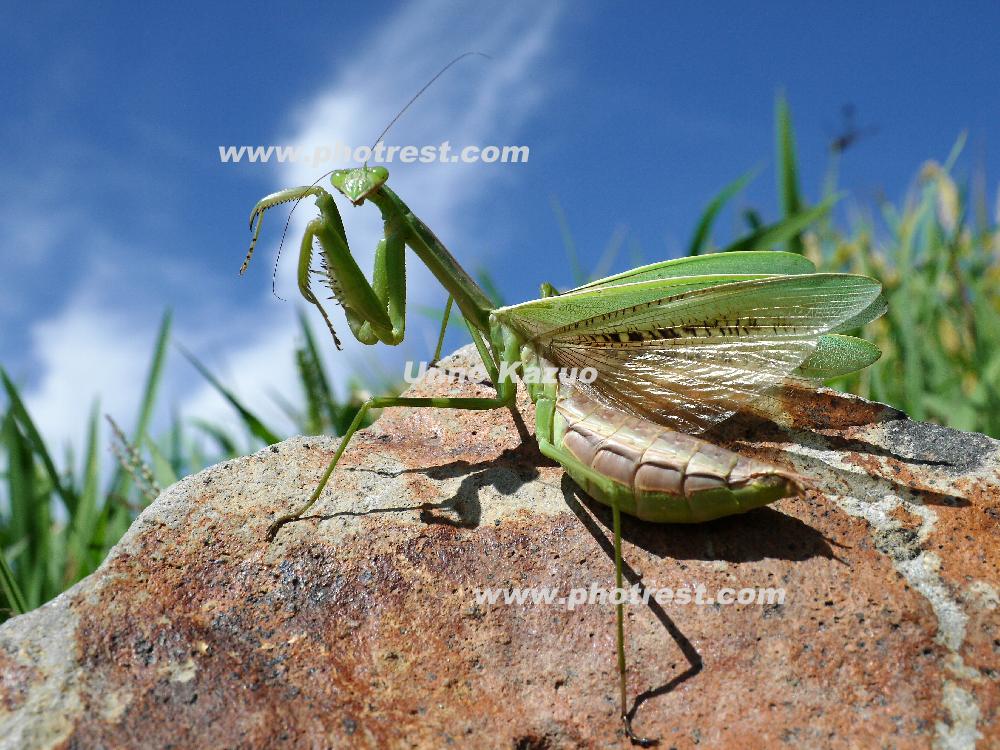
left=143, top=434, right=178, bottom=489
left=65, top=401, right=101, bottom=587
left=550, top=194, right=584, bottom=284
left=131, top=311, right=172, bottom=452
left=743, top=208, right=764, bottom=232
left=1, top=369, right=76, bottom=514
left=296, top=309, right=341, bottom=434
left=107, top=311, right=172, bottom=536
left=776, top=93, right=806, bottom=254
left=190, top=418, right=241, bottom=457
left=687, top=169, right=758, bottom=256
left=475, top=269, right=505, bottom=307
left=268, top=388, right=304, bottom=432
left=168, top=410, right=185, bottom=479
left=723, top=196, right=837, bottom=254
left=2, top=411, right=48, bottom=610
left=589, top=225, right=628, bottom=281
left=107, top=310, right=172, bottom=481
left=943, top=131, right=967, bottom=172
left=177, top=343, right=282, bottom=446
left=0, top=549, right=27, bottom=617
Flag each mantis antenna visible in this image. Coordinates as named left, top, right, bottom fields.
left=264, top=51, right=493, bottom=301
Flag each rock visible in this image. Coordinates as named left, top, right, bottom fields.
left=0, top=345, right=997, bottom=749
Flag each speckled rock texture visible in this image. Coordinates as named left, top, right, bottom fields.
left=0, top=346, right=996, bottom=749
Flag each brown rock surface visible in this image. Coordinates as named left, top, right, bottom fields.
left=0, top=346, right=997, bottom=749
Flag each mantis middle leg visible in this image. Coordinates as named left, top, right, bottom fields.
left=267, top=320, right=518, bottom=540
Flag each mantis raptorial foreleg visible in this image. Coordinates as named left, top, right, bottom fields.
left=244, top=181, right=410, bottom=351
left=242, top=185, right=326, bottom=275
left=299, top=191, right=407, bottom=347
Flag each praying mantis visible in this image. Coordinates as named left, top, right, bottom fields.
left=240, top=165, right=885, bottom=745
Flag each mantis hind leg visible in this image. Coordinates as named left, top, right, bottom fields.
left=536, top=433, right=658, bottom=747
left=612, top=503, right=656, bottom=747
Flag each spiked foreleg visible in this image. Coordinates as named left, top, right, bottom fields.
left=242, top=185, right=327, bottom=275
left=297, top=220, right=345, bottom=349
left=307, top=193, right=406, bottom=346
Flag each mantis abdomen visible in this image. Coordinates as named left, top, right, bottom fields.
left=548, top=389, right=802, bottom=523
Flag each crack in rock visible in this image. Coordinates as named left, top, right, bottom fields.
left=833, top=492, right=984, bottom=750
left=781, top=439, right=988, bottom=750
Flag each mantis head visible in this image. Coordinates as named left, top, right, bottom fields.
left=332, top=167, right=389, bottom=205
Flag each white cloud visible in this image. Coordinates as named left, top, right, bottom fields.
left=21, top=293, right=153, bottom=455
left=181, top=0, right=563, bottom=433
left=11, top=0, right=563, bottom=460
left=9, top=218, right=176, bottom=454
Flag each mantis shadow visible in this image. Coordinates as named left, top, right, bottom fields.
left=572, top=480, right=842, bottom=565
left=709, top=409, right=975, bottom=509
left=558, top=476, right=851, bottom=736
left=706, top=386, right=986, bottom=508
left=315, top=443, right=544, bottom=529
left=414, top=445, right=541, bottom=528
left=309, top=397, right=536, bottom=528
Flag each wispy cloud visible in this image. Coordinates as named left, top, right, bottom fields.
left=10, top=0, right=562, bottom=458
left=21, top=290, right=155, bottom=456
left=180, top=0, right=563, bottom=434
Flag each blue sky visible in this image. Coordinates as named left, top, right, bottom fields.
left=2, top=1, right=998, bottom=450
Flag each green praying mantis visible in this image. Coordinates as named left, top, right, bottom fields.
left=240, top=164, right=885, bottom=745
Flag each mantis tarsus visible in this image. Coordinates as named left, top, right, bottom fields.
left=241, top=165, right=885, bottom=745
